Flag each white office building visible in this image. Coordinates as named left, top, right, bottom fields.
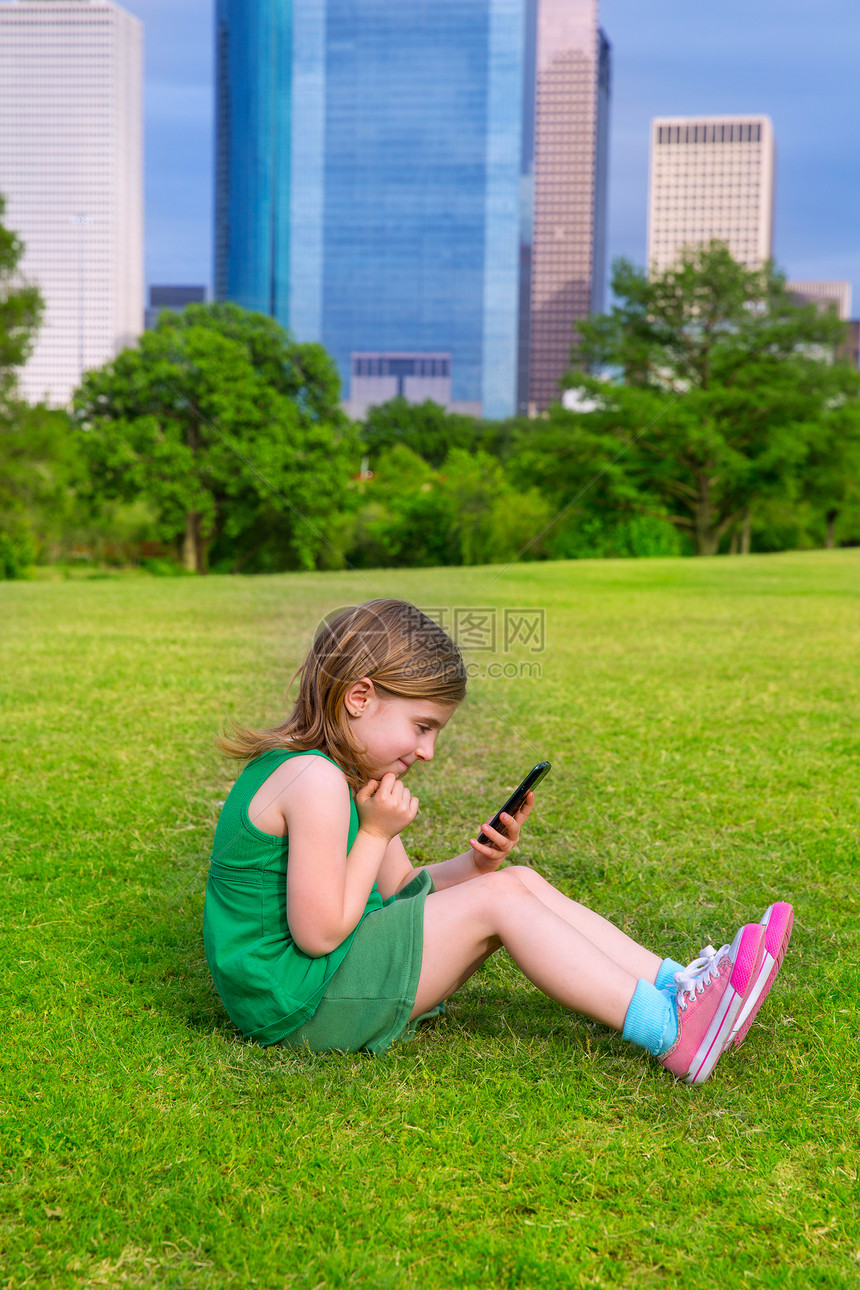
left=647, top=115, right=775, bottom=275
left=0, top=0, right=143, bottom=406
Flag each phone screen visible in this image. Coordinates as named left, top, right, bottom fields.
left=476, top=761, right=551, bottom=845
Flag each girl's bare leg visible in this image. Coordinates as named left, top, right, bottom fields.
left=504, top=865, right=663, bottom=982
left=411, top=867, right=648, bottom=1026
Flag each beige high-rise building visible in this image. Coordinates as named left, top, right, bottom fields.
left=646, top=115, right=775, bottom=275
left=0, top=0, right=143, bottom=406
left=526, top=0, right=610, bottom=412
left=785, top=280, right=852, bottom=321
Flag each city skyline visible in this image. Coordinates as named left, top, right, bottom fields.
left=214, top=0, right=608, bottom=418
left=124, top=0, right=860, bottom=317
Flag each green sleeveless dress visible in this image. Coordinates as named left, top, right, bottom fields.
left=202, top=748, right=384, bottom=1046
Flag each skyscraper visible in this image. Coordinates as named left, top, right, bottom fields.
left=215, top=1, right=609, bottom=419
left=526, top=4, right=610, bottom=412
left=785, top=280, right=851, bottom=321
left=0, top=0, right=143, bottom=407
left=647, top=115, right=775, bottom=275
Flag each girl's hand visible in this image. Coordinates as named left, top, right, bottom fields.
left=469, top=790, right=535, bottom=873
left=356, top=772, right=419, bottom=843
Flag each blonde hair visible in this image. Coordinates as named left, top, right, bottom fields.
left=218, top=598, right=467, bottom=791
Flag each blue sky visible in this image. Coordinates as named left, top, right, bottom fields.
left=133, top=0, right=860, bottom=313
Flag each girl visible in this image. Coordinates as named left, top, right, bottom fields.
left=203, top=599, right=792, bottom=1084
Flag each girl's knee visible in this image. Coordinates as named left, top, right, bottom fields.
left=459, top=869, right=539, bottom=936
left=483, top=865, right=539, bottom=904
left=505, top=864, right=538, bottom=882
left=502, top=864, right=545, bottom=895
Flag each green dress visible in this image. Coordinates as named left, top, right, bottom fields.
left=202, top=748, right=385, bottom=1045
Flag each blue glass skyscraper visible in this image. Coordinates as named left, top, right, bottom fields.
left=215, top=1, right=609, bottom=419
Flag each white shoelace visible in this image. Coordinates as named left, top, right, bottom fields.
left=673, top=944, right=729, bottom=1009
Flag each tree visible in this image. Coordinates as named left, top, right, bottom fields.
left=504, top=406, right=658, bottom=556
left=0, top=193, right=44, bottom=402
left=342, top=442, right=552, bottom=569
left=0, top=192, right=47, bottom=577
left=344, top=444, right=457, bottom=569
left=795, top=404, right=860, bottom=547
left=360, top=397, right=495, bottom=468
left=0, top=402, right=85, bottom=574
left=564, top=243, right=860, bottom=555
left=438, top=447, right=553, bottom=565
left=73, top=303, right=361, bottom=573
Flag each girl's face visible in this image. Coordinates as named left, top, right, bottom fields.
left=344, top=678, right=457, bottom=779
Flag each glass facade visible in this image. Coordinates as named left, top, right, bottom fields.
left=215, top=1, right=608, bottom=418
left=215, top=3, right=291, bottom=316
left=322, top=1, right=494, bottom=412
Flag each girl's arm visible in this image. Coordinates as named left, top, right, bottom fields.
left=376, top=834, right=475, bottom=897
left=382, top=793, right=536, bottom=895
left=284, top=759, right=418, bottom=957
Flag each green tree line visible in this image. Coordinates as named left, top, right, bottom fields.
left=2, top=205, right=859, bottom=577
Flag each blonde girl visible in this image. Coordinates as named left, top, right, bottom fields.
left=203, top=599, right=792, bottom=1083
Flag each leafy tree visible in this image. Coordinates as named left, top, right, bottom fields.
left=344, top=444, right=456, bottom=568
left=73, top=303, right=361, bottom=573
left=439, top=447, right=553, bottom=566
left=343, top=443, right=552, bottom=568
left=0, top=193, right=44, bottom=402
left=360, top=397, right=495, bottom=468
left=0, top=402, right=86, bottom=574
left=368, top=441, right=437, bottom=494
left=0, top=193, right=48, bottom=577
left=799, top=401, right=860, bottom=548
left=564, top=242, right=860, bottom=555
left=501, top=407, right=683, bottom=559
left=505, top=406, right=645, bottom=545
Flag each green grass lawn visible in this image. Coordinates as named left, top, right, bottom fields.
left=3, top=551, right=859, bottom=1288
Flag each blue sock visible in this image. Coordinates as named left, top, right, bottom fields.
left=622, top=979, right=679, bottom=1057
left=655, top=957, right=684, bottom=991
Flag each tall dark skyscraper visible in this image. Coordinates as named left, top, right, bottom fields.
left=215, top=1, right=609, bottom=418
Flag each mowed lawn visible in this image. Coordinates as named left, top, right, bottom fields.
left=2, top=551, right=859, bottom=1289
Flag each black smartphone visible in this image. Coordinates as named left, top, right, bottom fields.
left=476, top=761, right=551, bottom=845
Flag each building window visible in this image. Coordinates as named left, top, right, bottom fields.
left=352, top=353, right=451, bottom=381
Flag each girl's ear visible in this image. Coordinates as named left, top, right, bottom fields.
left=344, top=675, right=376, bottom=718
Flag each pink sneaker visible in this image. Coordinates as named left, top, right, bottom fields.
left=659, top=923, right=766, bottom=1085
left=729, top=902, right=794, bottom=1049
